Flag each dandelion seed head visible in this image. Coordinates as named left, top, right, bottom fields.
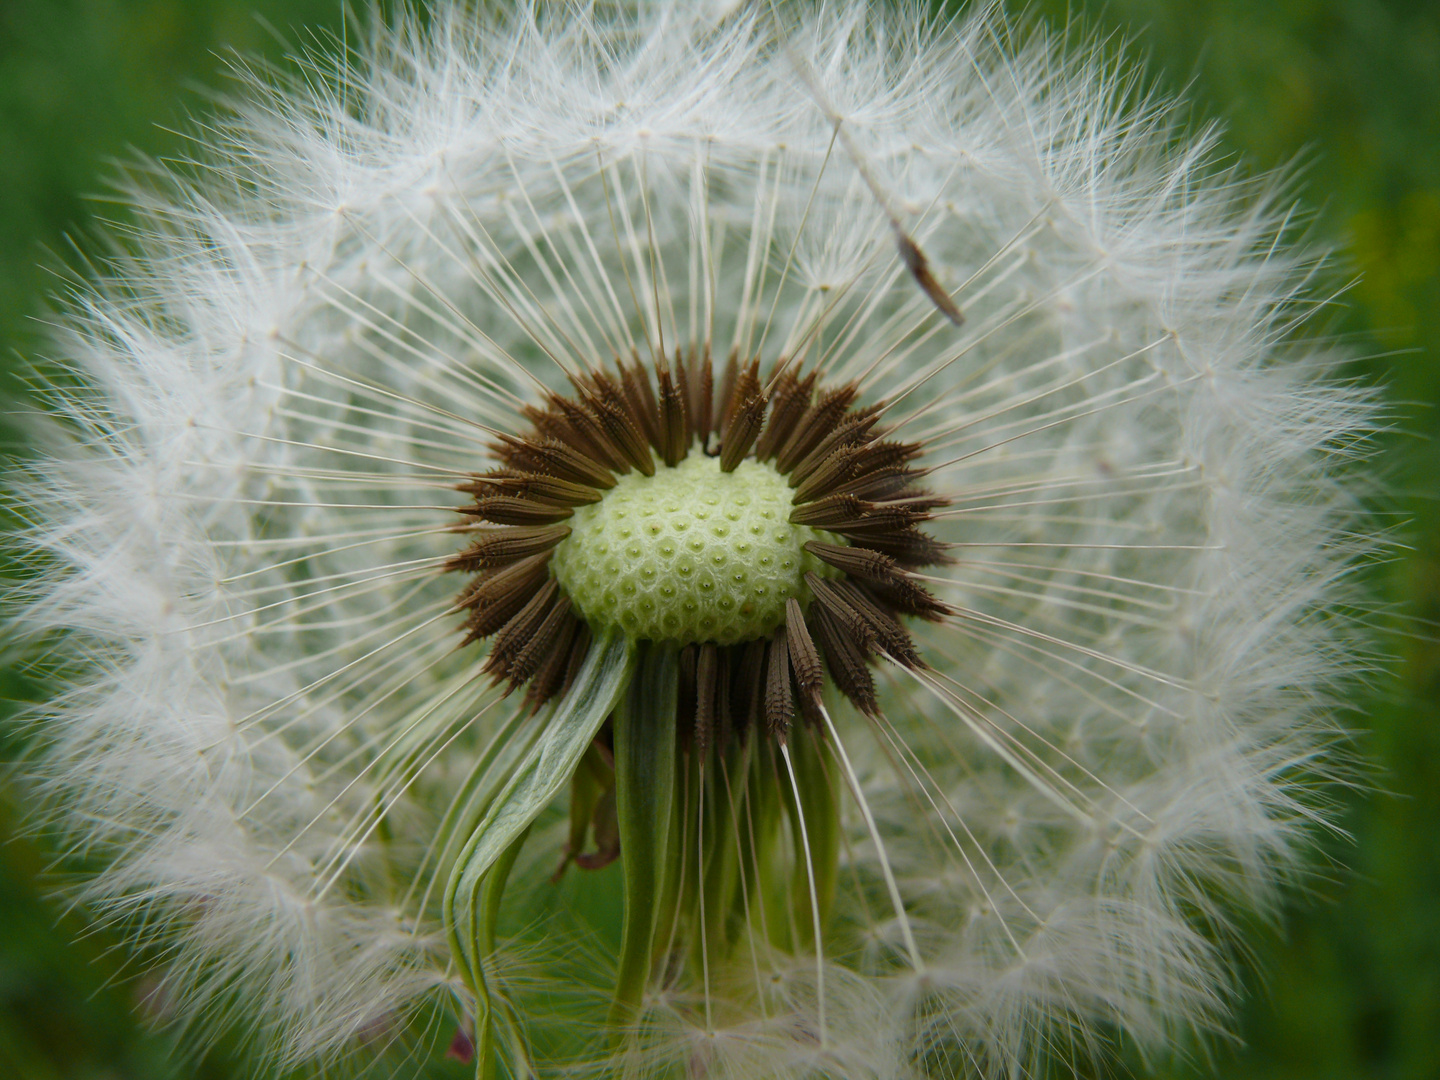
left=4, top=1, right=1377, bottom=1077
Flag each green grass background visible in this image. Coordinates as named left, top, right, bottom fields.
left=1, top=1, right=1436, bottom=1077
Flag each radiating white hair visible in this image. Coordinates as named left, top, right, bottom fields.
left=7, top=2, right=1375, bottom=1076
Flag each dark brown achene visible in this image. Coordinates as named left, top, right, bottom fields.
left=446, top=349, right=951, bottom=747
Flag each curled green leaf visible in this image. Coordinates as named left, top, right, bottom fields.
left=443, top=632, right=635, bottom=1066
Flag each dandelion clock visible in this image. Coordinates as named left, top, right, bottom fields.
left=6, top=2, right=1378, bottom=1077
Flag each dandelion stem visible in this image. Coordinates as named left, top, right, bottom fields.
left=610, top=644, right=681, bottom=1030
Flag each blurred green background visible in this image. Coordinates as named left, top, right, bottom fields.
left=1, top=0, right=1436, bottom=1077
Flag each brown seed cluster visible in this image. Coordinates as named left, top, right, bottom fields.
left=447, top=350, right=952, bottom=741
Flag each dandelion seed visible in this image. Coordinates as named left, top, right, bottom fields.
left=6, top=2, right=1377, bottom=1078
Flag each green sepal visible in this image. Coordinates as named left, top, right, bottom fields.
left=554, top=741, right=616, bottom=879
left=609, top=642, right=680, bottom=1027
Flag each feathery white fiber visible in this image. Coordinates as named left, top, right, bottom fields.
left=7, top=2, right=1375, bottom=1077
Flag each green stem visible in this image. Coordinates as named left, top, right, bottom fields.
left=609, top=642, right=680, bottom=1028
left=473, top=826, right=530, bottom=1080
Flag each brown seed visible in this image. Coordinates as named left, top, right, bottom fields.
left=804, top=541, right=948, bottom=615
left=524, top=616, right=580, bottom=712
left=897, top=232, right=964, bottom=327
left=828, top=505, right=930, bottom=535
left=776, top=384, right=860, bottom=474
left=785, top=598, right=824, bottom=708
left=527, top=396, right=599, bottom=466
left=693, top=346, right=715, bottom=449
left=791, top=443, right=868, bottom=503
left=556, top=623, right=593, bottom=702
left=458, top=554, right=553, bottom=641
left=505, top=595, right=577, bottom=686
left=846, top=439, right=924, bottom=479
left=520, top=402, right=580, bottom=449
left=788, top=412, right=879, bottom=487
left=809, top=601, right=878, bottom=715
left=467, top=496, right=574, bottom=526
left=804, top=540, right=899, bottom=580
left=619, top=358, right=661, bottom=449
left=790, top=493, right=871, bottom=529
left=461, top=471, right=601, bottom=507
left=832, top=578, right=923, bottom=668
left=674, top=349, right=694, bottom=442
left=863, top=576, right=951, bottom=621
left=484, top=578, right=561, bottom=681
left=755, top=368, right=817, bottom=461
left=806, top=573, right=879, bottom=651
left=656, top=363, right=688, bottom=467
left=764, top=629, right=794, bottom=738
left=842, top=468, right=925, bottom=502
left=716, top=351, right=741, bottom=434
left=446, top=524, right=571, bottom=571
left=720, top=358, right=760, bottom=436
left=496, top=436, right=615, bottom=489
left=719, top=392, right=767, bottom=472
left=843, top=527, right=950, bottom=567
left=550, top=393, right=630, bottom=474
left=585, top=384, right=655, bottom=476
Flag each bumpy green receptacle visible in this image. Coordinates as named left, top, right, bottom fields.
left=549, top=455, right=836, bottom=645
